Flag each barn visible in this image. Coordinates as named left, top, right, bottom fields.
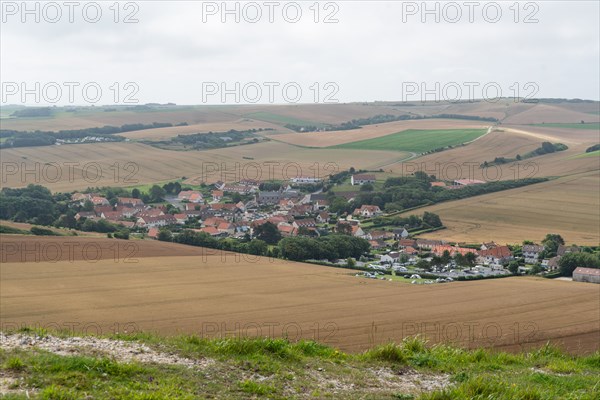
left=572, top=267, right=600, bottom=284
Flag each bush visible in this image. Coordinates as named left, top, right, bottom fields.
left=30, top=226, right=59, bottom=236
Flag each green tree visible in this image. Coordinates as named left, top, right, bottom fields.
left=149, top=185, right=166, bottom=202
left=157, top=229, right=173, bottom=242
left=131, top=188, right=141, bottom=199
left=247, top=239, right=268, bottom=256
left=541, top=233, right=565, bottom=258
left=508, top=261, right=519, bottom=274
left=254, top=222, right=282, bottom=245
left=558, top=252, right=600, bottom=276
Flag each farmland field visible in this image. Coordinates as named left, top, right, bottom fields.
left=0, top=141, right=409, bottom=191
left=330, top=129, right=488, bottom=153
left=1, top=236, right=598, bottom=354
left=532, top=122, right=600, bottom=130
left=272, top=118, right=490, bottom=147
left=244, top=111, right=325, bottom=128
left=406, top=171, right=600, bottom=245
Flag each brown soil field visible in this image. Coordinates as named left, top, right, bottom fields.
left=232, top=103, right=410, bottom=125
left=407, top=171, right=600, bottom=246
left=1, top=247, right=598, bottom=354
left=502, top=104, right=600, bottom=124
left=0, top=141, right=407, bottom=191
left=0, top=236, right=212, bottom=263
left=272, top=119, right=491, bottom=147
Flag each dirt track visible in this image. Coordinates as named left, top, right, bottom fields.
left=1, top=237, right=598, bottom=354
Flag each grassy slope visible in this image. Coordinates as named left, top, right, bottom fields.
left=330, top=129, right=487, bottom=153
left=1, top=331, right=598, bottom=399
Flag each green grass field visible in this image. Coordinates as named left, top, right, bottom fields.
left=244, top=112, right=326, bottom=128
left=532, top=122, right=600, bottom=130
left=567, top=150, right=600, bottom=160
left=330, top=129, right=487, bottom=153
left=1, top=329, right=598, bottom=399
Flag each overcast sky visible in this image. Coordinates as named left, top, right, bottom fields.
left=1, top=1, right=599, bottom=105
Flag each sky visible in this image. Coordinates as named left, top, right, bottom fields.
left=1, top=0, right=599, bottom=105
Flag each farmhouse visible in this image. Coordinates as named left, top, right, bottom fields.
left=523, top=244, right=544, bottom=264
left=478, top=245, right=513, bottom=267
left=353, top=205, right=382, bottom=218
left=117, top=197, right=145, bottom=207
left=394, top=228, right=410, bottom=240
left=350, top=174, right=376, bottom=186
left=573, top=267, right=600, bottom=284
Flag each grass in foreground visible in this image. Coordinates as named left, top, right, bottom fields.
left=1, top=329, right=598, bottom=399
left=330, top=129, right=487, bottom=153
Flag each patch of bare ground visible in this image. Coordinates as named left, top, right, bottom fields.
left=0, top=333, right=213, bottom=369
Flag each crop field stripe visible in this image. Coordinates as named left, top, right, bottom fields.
left=244, top=112, right=325, bottom=128
left=329, top=129, right=488, bottom=153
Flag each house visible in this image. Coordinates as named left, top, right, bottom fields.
left=174, top=213, right=188, bottom=224
left=369, top=239, right=387, bottom=250
left=380, top=251, right=400, bottom=264
left=353, top=205, right=382, bottom=218
left=136, top=214, right=177, bottom=228
left=316, top=211, right=329, bottom=223
left=292, top=218, right=317, bottom=230
left=369, top=230, right=394, bottom=240
left=398, top=239, right=417, bottom=248
left=431, top=245, right=477, bottom=257
left=557, top=245, right=581, bottom=257
left=403, top=246, right=418, bottom=255
left=312, top=199, right=329, bottom=211
left=211, top=190, right=224, bottom=201
left=393, top=228, right=410, bottom=240
left=278, top=224, right=297, bottom=237
left=239, top=178, right=260, bottom=187
left=478, top=245, right=513, bottom=267
left=258, top=191, right=282, bottom=205
left=573, top=267, right=600, bottom=284
left=199, top=226, right=226, bottom=237
left=453, top=179, right=486, bottom=186
left=117, top=197, right=144, bottom=207
left=178, top=190, right=203, bottom=203
left=480, top=242, right=498, bottom=251
left=147, top=227, right=159, bottom=239
left=75, top=211, right=96, bottom=221
left=545, top=256, right=561, bottom=271
left=522, top=244, right=544, bottom=264
left=351, top=225, right=366, bottom=238
left=217, top=222, right=235, bottom=235
left=71, top=192, right=92, bottom=203
left=416, top=239, right=443, bottom=250
left=430, top=181, right=446, bottom=188
left=91, top=196, right=110, bottom=206
left=350, top=174, right=376, bottom=186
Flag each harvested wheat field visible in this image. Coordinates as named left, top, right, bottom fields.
left=408, top=171, right=600, bottom=246
left=0, top=141, right=406, bottom=191
left=120, top=119, right=282, bottom=141
left=272, top=119, right=490, bottom=147
left=1, top=237, right=598, bottom=355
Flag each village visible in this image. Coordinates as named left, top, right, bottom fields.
left=67, top=172, right=597, bottom=284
